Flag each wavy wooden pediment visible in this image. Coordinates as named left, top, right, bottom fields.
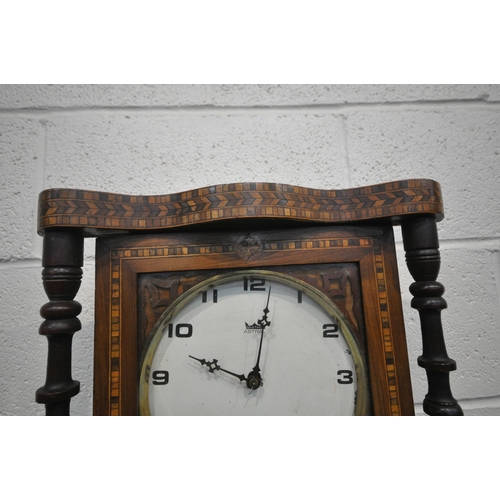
left=37, top=178, right=443, bottom=235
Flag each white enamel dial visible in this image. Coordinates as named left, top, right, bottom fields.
left=139, top=271, right=369, bottom=415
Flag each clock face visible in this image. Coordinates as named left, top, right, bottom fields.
left=139, top=270, right=369, bottom=416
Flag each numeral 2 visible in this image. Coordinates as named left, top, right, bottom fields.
left=323, top=324, right=339, bottom=338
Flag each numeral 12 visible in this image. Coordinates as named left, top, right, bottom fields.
left=243, top=277, right=266, bottom=291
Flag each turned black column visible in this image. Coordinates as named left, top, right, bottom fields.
left=36, top=230, right=84, bottom=416
left=401, top=216, right=463, bottom=415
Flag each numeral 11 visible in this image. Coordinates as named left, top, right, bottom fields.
left=201, top=290, right=218, bottom=303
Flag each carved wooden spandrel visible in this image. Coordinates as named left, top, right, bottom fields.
left=137, top=270, right=220, bottom=352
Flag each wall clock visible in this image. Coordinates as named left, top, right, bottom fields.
left=36, top=179, right=463, bottom=416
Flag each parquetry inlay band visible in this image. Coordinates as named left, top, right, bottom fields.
left=38, top=179, right=443, bottom=235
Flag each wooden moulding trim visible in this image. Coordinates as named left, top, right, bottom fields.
left=37, top=179, right=444, bottom=235
left=94, top=226, right=412, bottom=415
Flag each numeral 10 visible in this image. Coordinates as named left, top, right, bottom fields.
left=167, top=323, right=193, bottom=338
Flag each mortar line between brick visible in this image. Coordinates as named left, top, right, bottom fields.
left=397, top=237, right=500, bottom=251
left=439, top=237, right=500, bottom=250
left=0, top=254, right=96, bottom=269
left=492, top=249, right=500, bottom=318
left=0, top=258, right=41, bottom=270
left=1, top=99, right=500, bottom=117
left=450, top=395, right=500, bottom=409
left=414, top=395, right=500, bottom=415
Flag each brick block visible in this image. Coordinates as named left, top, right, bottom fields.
left=0, top=117, right=40, bottom=260
left=0, top=84, right=207, bottom=108
left=346, top=107, right=500, bottom=240
left=209, top=84, right=500, bottom=106
left=44, top=112, right=345, bottom=194
left=0, top=265, right=47, bottom=415
left=398, top=246, right=500, bottom=404
left=0, top=260, right=95, bottom=416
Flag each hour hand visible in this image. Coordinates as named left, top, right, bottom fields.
left=189, top=355, right=247, bottom=382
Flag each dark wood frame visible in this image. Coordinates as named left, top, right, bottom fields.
left=93, top=224, right=412, bottom=416
left=36, top=179, right=463, bottom=416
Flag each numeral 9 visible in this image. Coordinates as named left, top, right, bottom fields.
left=152, top=370, right=169, bottom=385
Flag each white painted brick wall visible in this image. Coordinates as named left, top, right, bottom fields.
left=1, top=84, right=499, bottom=416
left=43, top=112, right=344, bottom=194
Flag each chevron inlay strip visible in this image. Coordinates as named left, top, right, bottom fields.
left=37, top=179, right=443, bottom=234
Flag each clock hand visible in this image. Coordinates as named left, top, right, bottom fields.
left=189, top=355, right=247, bottom=382
left=189, top=288, right=272, bottom=391
left=257, top=285, right=272, bottom=331
left=246, top=286, right=272, bottom=390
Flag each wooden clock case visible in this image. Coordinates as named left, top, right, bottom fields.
left=35, top=179, right=463, bottom=416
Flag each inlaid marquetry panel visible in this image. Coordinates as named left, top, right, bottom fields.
left=38, top=179, right=443, bottom=235
left=95, top=226, right=409, bottom=416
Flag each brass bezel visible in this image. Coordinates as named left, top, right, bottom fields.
left=139, top=269, right=370, bottom=416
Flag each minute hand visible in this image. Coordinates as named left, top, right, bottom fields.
left=247, top=286, right=272, bottom=389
